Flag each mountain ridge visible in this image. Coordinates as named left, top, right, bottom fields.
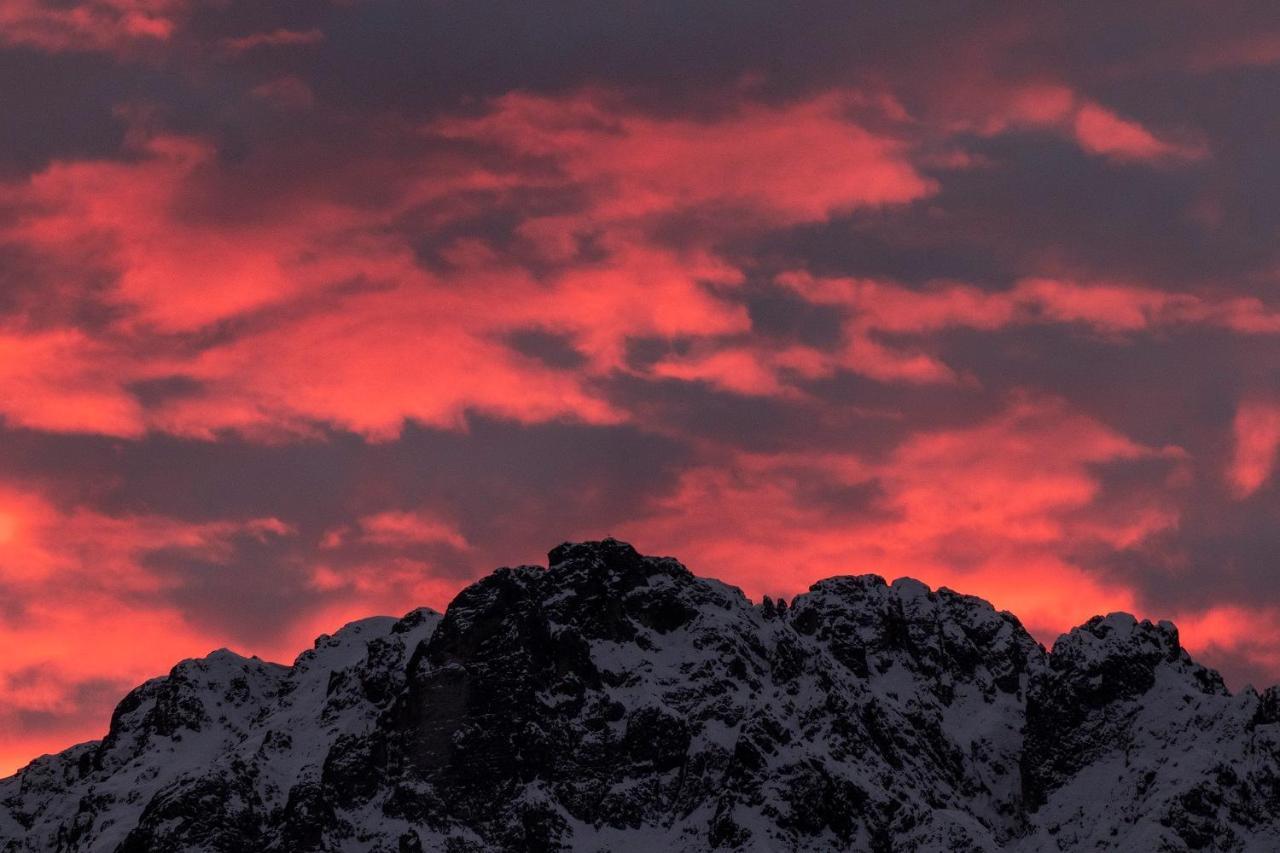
left=3, top=539, right=1278, bottom=851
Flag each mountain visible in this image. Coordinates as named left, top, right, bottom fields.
left=3, top=539, right=1279, bottom=852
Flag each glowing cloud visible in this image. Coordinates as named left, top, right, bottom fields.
left=628, top=396, right=1178, bottom=640
left=430, top=90, right=936, bottom=226
left=0, top=0, right=179, bottom=53
left=1229, top=401, right=1280, bottom=498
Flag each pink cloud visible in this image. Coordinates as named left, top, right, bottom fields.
left=1228, top=401, right=1280, bottom=497
left=249, top=76, right=316, bottom=110
left=0, top=0, right=179, bottom=53
left=220, top=27, right=324, bottom=54
left=10, top=92, right=929, bottom=439
left=928, top=75, right=1204, bottom=165
left=431, top=90, right=936, bottom=227
left=326, top=510, right=469, bottom=551
left=1173, top=604, right=1280, bottom=687
left=650, top=348, right=790, bottom=396
left=147, top=245, right=740, bottom=439
left=1071, top=103, right=1201, bottom=163
left=0, top=482, right=299, bottom=775
left=0, top=88, right=1264, bottom=447
left=0, top=328, right=143, bottom=437
left=4, top=134, right=388, bottom=334
left=782, top=271, right=1280, bottom=335
left=627, top=395, right=1176, bottom=641
left=716, top=273, right=1280, bottom=397
left=1190, top=31, right=1280, bottom=72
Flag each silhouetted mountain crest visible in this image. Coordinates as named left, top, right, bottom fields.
left=3, top=540, right=1278, bottom=851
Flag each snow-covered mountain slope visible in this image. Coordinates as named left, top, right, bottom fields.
left=3, top=539, right=1278, bottom=852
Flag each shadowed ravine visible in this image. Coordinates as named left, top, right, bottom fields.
left=3, top=540, right=1279, bottom=852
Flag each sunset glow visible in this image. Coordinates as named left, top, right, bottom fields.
left=3, top=0, right=1280, bottom=777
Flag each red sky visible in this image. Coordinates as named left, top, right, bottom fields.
left=4, top=0, right=1280, bottom=776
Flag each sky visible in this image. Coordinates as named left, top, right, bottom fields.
left=2, top=0, right=1280, bottom=775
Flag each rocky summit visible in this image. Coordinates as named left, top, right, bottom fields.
left=3, top=539, right=1279, bottom=852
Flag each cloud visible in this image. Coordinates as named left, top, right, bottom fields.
left=1071, top=102, right=1202, bottom=163
left=691, top=273, right=1280, bottom=397
left=220, top=28, right=324, bottom=54
left=3, top=133, right=375, bottom=333
left=7, top=0, right=1280, bottom=775
left=0, top=89, right=941, bottom=441
left=1228, top=400, right=1280, bottom=497
left=904, top=69, right=1204, bottom=166
left=1173, top=604, right=1280, bottom=687
left=1189, top=31, right=1280, bottom=72
left=249, top=76, right=316, bottom=110
left=626, top=395, right=1179, bottom=638
left=324, top=509, right=469, bottom=551
left=0, top=81, right=1257, bottom=447
left=791, top=272, right=1280, bottom=334
left=431, top=90, right=935, bottom=226
left=0, top=328, right=142, bottom=436
left=0, top=480, right=303, bottom=774
left=0, top=0, right=179, bottom=54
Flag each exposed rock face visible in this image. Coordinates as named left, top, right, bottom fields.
left=3, top=539, right=1278, bottom=851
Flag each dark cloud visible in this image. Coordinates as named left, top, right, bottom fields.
left=793, top=371, right=1000, bottom=457
left=127, top=376, right=207, bottom=408
left=931, top=325, right=1274, bottom=450
left=505, top=329, right=589, bottom=370
left=734, top=214, right=1012, bottom=286
left=742, top=284, right=845, bottom=349
left=602, top=373, right=829, bottom=454
left=138, top=528, right=324, bottom=642
left=0, top=50, right=133, bottom=176
left=906, top=133, right=1229, bottom=284
left=0, top=414, right=689, bottom=561
left=1103, top=483, right=1280, bottom=613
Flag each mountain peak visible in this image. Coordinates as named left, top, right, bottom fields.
left=546, top=537, right=695, bottom=592
left=3, top=540, right=1276, bottom=852
left=548, top=536, right=646, bottom=569
left=1050, top=611, right=1179, bottom=673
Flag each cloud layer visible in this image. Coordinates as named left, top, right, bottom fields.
left=3, top=0, right=1280, bottom=775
